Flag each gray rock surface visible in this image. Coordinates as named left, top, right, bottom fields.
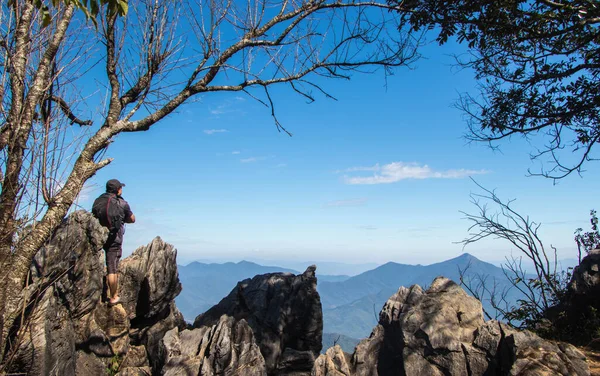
left=194, top=265, right=323, bottom=375
left=119, top=237, right=182, bottom=322
left=8, top=211, right=106, bottom=375
left=6, top=211, right=183, bottom=376
left=313, top=277, right=590, bottom=376
left=162, top=315, right=266, bottom=376
left=6, top=210, right=594, bottom=376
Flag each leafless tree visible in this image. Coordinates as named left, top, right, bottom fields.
left=459, top=180, right=570, bottom=329
left=0, top=0, right=421, bottom=362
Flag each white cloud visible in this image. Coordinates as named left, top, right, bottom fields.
left=232, top=151, right=241, bottom=155
left=344, top=162, right=488, bottom=185
left=203, top=129, right=228, bottom=135
left=324, top=198, right=368, bottom=207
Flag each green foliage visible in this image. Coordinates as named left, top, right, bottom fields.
left=106, top=354, right=121, bottom=376
left=394, top=0, right=600, bottom=179
left=30, top=0, right=128, bottom=27
left=575, top=210, right=600, bottom=258
left=503, top=268, right=572, bottom=331
left=503, top=210, right=599, bottom=344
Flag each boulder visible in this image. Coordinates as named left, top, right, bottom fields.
left=544, top=249, right=600, bottom=344
left=569, top=249, right=600, bottom=297
left=502, top=326, right=589, bottom=375
left=312, top=345, right=352, bottom=376
left=194, top=265, right=323, bottom=375
left=314, top=277, right=590, bottom=376
left=162, top=315, right=266, bottom=376
left=119, top=236, right=182, bottom=323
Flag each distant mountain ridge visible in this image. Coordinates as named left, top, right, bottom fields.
left=177, top=253, right=522, bottom=342
left=319, top=253, right=520, bottom=339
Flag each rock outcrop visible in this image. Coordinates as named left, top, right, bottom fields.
left=569, top=249, right=600, bottom=297
left=161, top=315, right=266, bottom=376
left=543, top=249, right=600, bottom=345
left=313, top=277, right=590, bottom=376
left=192, top=266, right=323, bottom=375
left=5, top=210, right=595, bottom=376
left=5, top=211, right=184, bottom=376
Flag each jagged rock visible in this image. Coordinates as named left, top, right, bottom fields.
left=116, top=367, right=153, bottom=376
left=503, top=327, right=589, bottom=375
left=569, top=249, right=600, bottom=297
left=194, top=265, right=323, bottom=375
left=544, top=249, right=600, bottom=344
left=84, top=304, right=130, bottom=357
left=119, top=345, right=150, bottom=369
left=119, top=236, right=182, bottom=322
left=30, top=210, right=107, bottom=318
left=132, top=301, right=187, bottom=372
left=76, top=350, right=108, bottom=376
left=6, top=211, right=107, bottom=375
left=314, top=277, right=590, bottom=376
left=312, top=345, right=352, bottom=376
left=7, top=285, right=78, bottom=375
left=161, top=315, right=266, bottom=376
left=399, top=277, right=485, bottom=375
left=8, top=211, right=184, bottom=376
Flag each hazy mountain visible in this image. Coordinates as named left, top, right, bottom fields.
left=319, top=253, right=521, bottom=339
left=177, top=253, right=523, bottom=341
left=241, top=259, right=380, bottom=276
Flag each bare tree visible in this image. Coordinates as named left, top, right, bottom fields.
left=459, top=180, right=570, bottom=329
left=0, top=0, right=420, bottom=361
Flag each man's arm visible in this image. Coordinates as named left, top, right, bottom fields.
left=123, top=202, right=135, bottom=223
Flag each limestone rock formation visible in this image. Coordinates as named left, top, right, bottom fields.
left=5, top=211, right=183, bottom=375
left=5, top=210, right=594, bottom=376
left=543, top=249, right=600, bottom=345
left=194, top=265, right=323, bottom=375
left=161, top=315, right=266, bottom=376
left=313, top=277, right=590, bottom=376
left=569, top=249, right=600, bottom=297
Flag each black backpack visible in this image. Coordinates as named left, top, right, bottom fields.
left=92, top=193, right=123, bottom=234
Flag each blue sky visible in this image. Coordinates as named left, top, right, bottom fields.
left=75, top=40, right=599, bottom=267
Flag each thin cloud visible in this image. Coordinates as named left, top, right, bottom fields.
left=398, top=226, right=442, bottom=233
left=209, top=97, right=246, bottom=116
left=232, top=151, right=241, bottom=155
left=276, top=163, right=287, bottom=168
left=240, top=156, right=266, bottom=163
left=344, top=162, right=488, bottom=185
left=203, top=129, right=228, bottom=135
left=358, top=225, right=378, bottom=230
left=334, top=164, right=380, bottom=174
left=324, top=198, right=368, bottom=207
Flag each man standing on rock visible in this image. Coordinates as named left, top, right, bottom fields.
left=92, top=179, right=136, bottom=305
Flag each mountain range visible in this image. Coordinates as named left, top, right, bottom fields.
left=176, top=253, right=523, bottom=348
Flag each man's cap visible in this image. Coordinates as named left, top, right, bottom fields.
left=106, top=179, right=126, bottom=193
